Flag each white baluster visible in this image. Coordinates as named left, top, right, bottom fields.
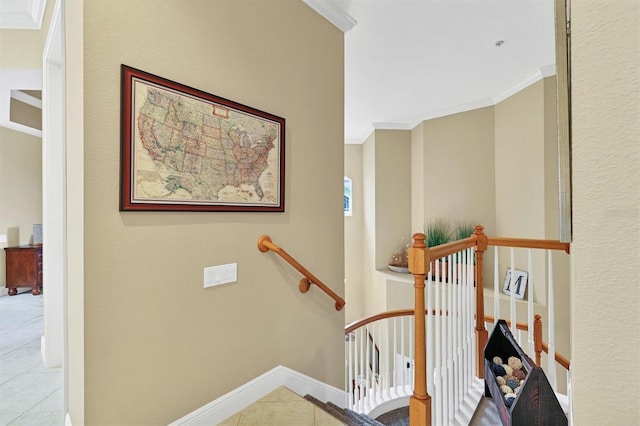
left=392, top=317, right=397, bottom=396
left=409, top=316, right=414, bottom=391
left=426, top=267, right=434, bottom=398
left=528, top=249, right=534, bottom=356
left=494, top=246, right=499, bottom=323
left=510, top=248, right=516, bottom=335
left=385, top=319, right=390, bottom=399
left=400, top=315, right=405, bottom=392
left=356, top=327, right=366, bottom=413
left=348, top=327, right=353, bottom=409
left=434, top=259, right=442, bottom=426
left=547, top=250, right=557, bottom=391
left=447, top=254, right=454, bottom=423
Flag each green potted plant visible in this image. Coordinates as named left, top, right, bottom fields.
left=454, top=220, right=477, bottom=265
left=425, top=219, right=451, bottom=279
left=425, top=218, right=451, bottom=248
left=454, top=220, right=476, bottom=241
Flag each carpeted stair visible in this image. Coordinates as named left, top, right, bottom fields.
left=303, top=394, right=386, bottom=426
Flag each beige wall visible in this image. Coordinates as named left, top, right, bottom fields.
left=361, top=133, right=379, bottom=315
left=494, top=79, right=556, bottom=302
left=0, top=1, right=53, bottom=68
left=420, top=107, right=496, bottom=234
left=82, top=1, right=344, bottom=424
left=0, top=126, right=42, bottom=258
left=495, top=82, right=545, bottom=239
left=345, top=144, right=364, bottom=322
left=491, top=77, right=570, bottom=390
left=374, top=130, right=412, bottom=270
left=572, top=1, right=640, bottom=424
left=360, top=130, right=412, bottom=317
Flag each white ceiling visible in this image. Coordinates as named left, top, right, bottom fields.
left=0, top=0, right=46, bottom=29
left=1, top=0, right=557, bottom=143
left=308, top=0, right=557, bottom=143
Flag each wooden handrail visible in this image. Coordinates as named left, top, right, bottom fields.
left=345, top=308, right=451, bottom=334
left=542, top=342, right=571, bottom=370
left=487, top=236, right=570, bottom=254
left=428, top=236, right=477, bottom=261
left=257, top=235, right=345, bottom=311
left=484, top=315, right=530, bottom=332
left=346, top=309, right=570, bottom=370
left=345, top=309, right=414, bottom=334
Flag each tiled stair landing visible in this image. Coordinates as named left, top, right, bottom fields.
left=218, top=386, right=501, bottom=426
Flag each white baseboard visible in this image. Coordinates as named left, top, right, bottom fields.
left=168, top=365, right=345, bottom=425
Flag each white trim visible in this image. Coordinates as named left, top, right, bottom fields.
left=0, top=68, right=43, bottom=137
left=347, top=65, right=558, bottom=144
left=372, top=122, right=413, bottom=131
left=64, top=412, right=72, bottom=426
left=303, top=0, right=357, bottom=33
left=412, top=98, right=495, bottom=127
left=492, top=64, right=556, bottom=104
left=169, top=365, right=345, bottom=425
left=0, top=0, right=47, bottom=29
left=11, top=90, right=42, bottom=109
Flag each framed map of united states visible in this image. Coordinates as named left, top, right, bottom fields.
left=120, top=65, right=285, bottom=212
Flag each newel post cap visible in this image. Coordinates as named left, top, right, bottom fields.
left=408, top=233, right=430, bottom=275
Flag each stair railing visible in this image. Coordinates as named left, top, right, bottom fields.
left=257, top=235, right=345, bottom=311
left=481, top=227, right=570, bottom=392
left=345, top=309, right=417, bottom=414
left=345, top=311, right=572, bottom=424
left=380, top=227, right=570, bottom=425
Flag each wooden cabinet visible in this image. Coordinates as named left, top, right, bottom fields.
left=4, top=245, right=43, bottom=296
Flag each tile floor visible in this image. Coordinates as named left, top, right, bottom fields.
left=0, top=292, right=64, bottom=426
left=218, top=387, right=345, bottom=426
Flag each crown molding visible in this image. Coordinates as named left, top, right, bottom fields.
left=372, top=122, right=412, bottom=130
left=303, top=0, right=357, bottom=33
left=412, top=98, right=495, bottom=127
left=0, top=0, right=47, bottom=29
left=493, top=64, right=556, bottom=104
left=347, top=65, right=558, bottom=144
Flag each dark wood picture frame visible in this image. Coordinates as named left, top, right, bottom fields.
left=120, top=65, right=285, bottom=212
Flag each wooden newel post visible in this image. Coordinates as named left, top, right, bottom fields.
left=473, top=225, right=489, bottom=378
left=408, top=233, right=431, bottom=426
left=534, top=314, right=543, bottom=367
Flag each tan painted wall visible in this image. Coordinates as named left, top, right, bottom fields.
left=495, top=82, right=546, bottom=239
left=0, top=1, right=53, bottom=68
left=495, top=80, right=549, bottom=303
left=360, top=130, right=412, bottom=317
left=82, top=1, right=344, bottom=424
left=0, top=126, right=42, bottom=264
left=571, top=1, right=640, bottom=424
left=492, top=77, right=570, bottom=392
left=421, top=107, right=496, bottom=234
left=345, top=144, right=364, bottom=322
left=374, top=130, right=412, bottom=270
left=361, top=133, right=380, bottom=315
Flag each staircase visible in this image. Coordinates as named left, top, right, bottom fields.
left=304, top=394, right=389, bottom=425
left=306, top=393, right=504, bottom=426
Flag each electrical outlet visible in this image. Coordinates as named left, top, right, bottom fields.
left=204, top=263, right=237, bottom=288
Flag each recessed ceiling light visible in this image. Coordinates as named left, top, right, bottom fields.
left=495, top=40, right=505, bottom=47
